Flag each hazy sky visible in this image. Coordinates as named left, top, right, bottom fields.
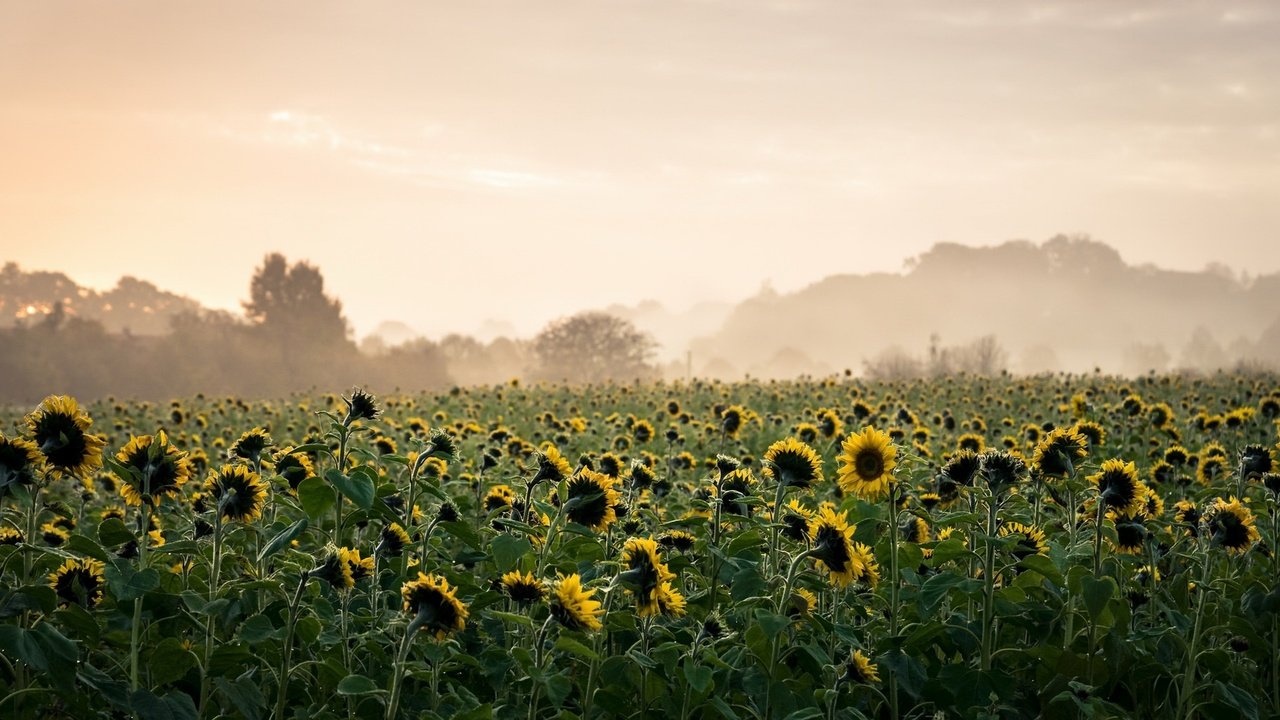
left=2, top=0, right=1278, bottom=338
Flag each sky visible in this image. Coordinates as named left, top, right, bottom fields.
left=2, top=0, right=1278, bottom=338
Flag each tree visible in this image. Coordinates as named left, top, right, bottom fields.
left=530, top=312, right=658, bottom=384
left=243, top=253, right=349, bottom=344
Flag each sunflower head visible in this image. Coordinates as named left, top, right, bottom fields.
left=620, top=537, right=674, bottom=616
left=550, top=574, right=604, bottom=632
left=377, top=522, right=412, bottom=557
left=115, top=432, right=192, bottom=507
left=763, top=437, right=824, bottom=489
left=998, top=522, right=1048, bottom=561
left=564, top=469, right=621, bottom=531
left=313, top=545, right=357, bottom=590
left=401, top=572, right=468, bottom=640
left=533, top=445, right=573, bottom=486
left=837, top=426, right=897, bottom=500
left=25, top=395, right=106, bottom=478
left=342, top=389, right=381, bottom=424
left=273, top=449, right=316, bottom=493
left=1109, top=511, right=1148, bottom=555
left=807, top=506, right=862, bottom=587
left=230, top=428, right=274, bottom=463
left=781, top=499, right=815, bottom=542
left=1071, top=421, right=1106, bottom=450
left=842, top=650, right=881, bottom=685
left=655, top=580, right=687, bottom=618
left=500, top=570, right=545, bottom=605
left=1089, top=459, right=1147, bottom=516
left=899, top=515, right=929, bottom=544
left=1202, top=497, right=1260, bottom=556
left=0, top=435, right=45, bottom=492
left=658, top=529, right=697, bottom=552
left=1239, top=444, right=1274, bottom=482
left=1031, top=428, right=1088, bottom=479
left=979, top=450, right=1026, bottom=494
left=939, top=450, right=981, bottom=488
left=49, top=557, right=106, bottom=608
left=204, top=465, right=268, bottom=523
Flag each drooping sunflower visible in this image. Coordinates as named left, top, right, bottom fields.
left=816, top=409, right=843, bottom=440
left=842, top=650, right=881, bottom=685
left=1109, top=511, right=1148, bottom=554
left=1197, top=455, right=1227, bottom=487
left=979, top=450, right=1026, bottom=494
left=377, top=522, right=412, bottom=557
left=1089, top=459, right=1147, bottom=517
left=1071, top=421, right=1106, bottom=450
left=850, top=542, right=880, bottom=587
left=25, top=395, right=106, bottom=478
left=500, top=570, right=545, bottom=605
left=48, top=557, right=106, bottom=608
left=837, top=427, right=897, bottom=500
left=563, top=469, right=621, bottom=531
left=1239, top=444, right=1274, bottom=482
left=401, top=572, right=468, bottom=640
left=550, top=573, right=604, bottom=632
left=781, top=499, right=815, bottom=542
left=0, top=527, right=23, bottom=545
left=0, top=434, right=44, bottom=492
left=1202, top=497, right=1260, bottom=556
left=956, top=433, right=986, bottom=454
left=620, top=537, right=675, bottom=616
left=342, top=389, right=380, bottom=424
left=998, top=522, right=1049, bottom=560
left=899, top=515, right=930, bottom=544
left=42, top=522, right=69, bottom=546
left=808, top=506, right=864, bottom=587
left=939, top=450, right=981, bottom=488
left=204, top=465, right=269, bottom=523
left=484, top=484, right=517, bottom=512
left=1164, top=446, right=1191, bottom=467
left=658, top=530, right=697, bottom=552
left=1031, top=428, right=1088, bottom=479
left=1139, top=486, right=1165, bottom=520
left=1173, top=500, right=1200, bottom=536
left=532, top=444, right=573, bottom=486
left=230, top=427, right=274, bottom=464
left=654, top=580, right=687, bottom=618
left=763, top=437, right=824, bottom=489
left=115, top=432, right=192, bottom=507
left=272, top=449, right=315, bottom=493
left=313, top=545, right=359, bottom=591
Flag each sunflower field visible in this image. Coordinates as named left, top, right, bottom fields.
left=2, top=375, right=1279, bottom=719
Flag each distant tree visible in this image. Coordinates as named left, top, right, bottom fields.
left=243, top=254, right=349, bottom=344
left=1122, top=342, right=1171, bottom=375
left=1178, top=326, right=1228, bottom=372
left=862, top=346, right=923, bottom=381
left=531, top=312, right=658, bottom=384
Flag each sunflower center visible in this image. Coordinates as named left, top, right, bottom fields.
left=855, top=450, right=884, bottom=480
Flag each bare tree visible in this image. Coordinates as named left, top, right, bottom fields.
left=531, top=312, right=658, bottom=384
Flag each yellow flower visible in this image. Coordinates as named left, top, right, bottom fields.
left=837, top=427, right=897, bottom=500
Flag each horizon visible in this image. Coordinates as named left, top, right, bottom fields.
left=4, top=1, right=1280, bottom=338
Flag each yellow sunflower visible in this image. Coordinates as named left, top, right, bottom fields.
left=836, top=427, right=897, bottom=500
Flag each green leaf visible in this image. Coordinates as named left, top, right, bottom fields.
left=107, top=565, right=161, bottom=603
left=440, top=521, right=484, bottom=550
left=0, top=626, right=47, bottom=670
left=490, top=534, right=532, bottom=572
left=65, top=533, right=109, bottom=561
left=237, top=614, right=279, bottom=645
left=917, top=572, right=975, bottom=618
left=753, top=609, right=791, bottom=640
left=326, top=468, right=375, bottom=510
left=554, top=635, right=599, bottom=661
left=1016, top=554, right=1064, bottom=586
left=297, top=476, right=336, bottom=520
left=98, top=517, right=135, bottom=547
left=214, top=675, right=265, bottom=720
left=684, top=661, right=713, bottom=694
left=258, top=518, right=307, bottom=563
left=929, top=538, right=974, bottom=565
left=149, top=637, right=199, bottom=686
left=336, top=674, right=381, bottom=696
left=1080, top=575, right=1116, bottom=624
left=1215, top=681, right=1259, bottom=720
left=131, top=689, right=174, bottom=720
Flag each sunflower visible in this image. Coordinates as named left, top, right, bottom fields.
left=550, top=573, right=604, bottom=632
left=1196, top=455, right=1227, bottom=487
left=115, top=432, right=192, bottom=507
left=1140, top=486, right=1165, bottom=520
left=313, top=545, right=358, bottom=590
left=957, top=433, right=986, bottom=453
left=230, top=428, right=274, bottom=463
left=837, top=427, right=897, bottom=500
left=48, top=557, right=106, bottom=608
left=842, top=650, right=880, bottom=685
left=1173, top=500, right=1200, bottom=535
left=272, top=449, right=315, bottom=493
left=1202, top=497, right=1260, bottom=556
left=25, top=395, right=106, bottom=478
left=0, top=435, right=44, bottom=492
left=1031, top=428, right=1087, bottom=479
left=0, top=527, right=23, bottom=545
left=1164, top=446, right=1191, bottom=467
left=500, top=570, right=545, bottom=605
left=629, top=462, right=657, bottom=491
left=620, top=537, right=675, bottom=617
left=816, top=409, right=843, bottom=440
left=763, top=437, right=824, bottom=489
left=979, top=450, right=1026, bottom=494
left=1109, top=511, right=1147, bottom=554
left=781, top=499, right=814, bottom=542
left=484, top=484, right=517, bottom=512
left=900, top=515, right=930, bottom=544
left=563, top=469, right=621, bottom=531
left=939, top=450, right=981, bottom=488
left=377, top=522, right=412, bottom=557
left=1089, top=460, right=1147, bottom=517
left=401, top=572, right=468, bottom=640
left=346, top=548, right=374, bottom=584
left=1071, top=421, right=1106, bottom=450
left=788, top=587, right=818, bottom=619
left=42, top=522, right=69, bottom=546
left=1239, top=444, right=1274, bottom=482
left=342, top=389, right=380, bottom=424
left=808, top=506, right=863, bottom=587
left=719, top=406, right=745, bottom=438
left=655, top=580, right=687, bottom=617
left=204, top=465, right=268, bottom=523
left=999, top=522, right=1049, bottom=560
left=850, top=542, right=880, bottom=587
left=658, top=530, right=697, bottom=552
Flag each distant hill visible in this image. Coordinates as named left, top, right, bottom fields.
left=688, top=235, right=1279, bottom=377
left=0, top=263, right=203, bottom=335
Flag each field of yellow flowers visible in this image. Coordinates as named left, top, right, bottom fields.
left=2, top=374, right=1278, bottom=719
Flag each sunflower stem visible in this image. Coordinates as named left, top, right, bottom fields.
left=274, top=572, right=309, bottom=720
left=199, top=509, right=224, bottom=719
left=384, top=622, right=416, bottom=720
left=980, top=490, right=999, bottom=672
left=130, top=469, right=154, bottom=696
left=1176, top=542, right=1213, bottom=720
left=887, top=483, right=901, bottom=720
